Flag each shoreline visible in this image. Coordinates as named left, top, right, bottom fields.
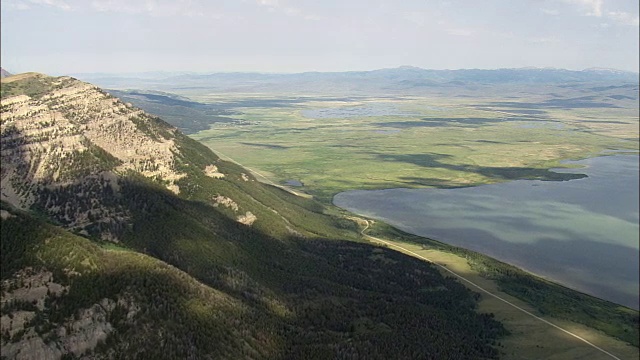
left=352, top=210, right=639, bottom=310
left=333, top=154, right=640, bottom=310
left=357, top=220, right=639, bottom=358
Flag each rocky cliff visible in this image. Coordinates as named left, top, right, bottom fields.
left=1, top=73, right=508, bottom=359
left=1, top=73, right=218, bottom=239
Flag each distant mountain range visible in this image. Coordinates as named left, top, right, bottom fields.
left=73, top=66, right=639, bottom=95
left=0, top=67, right=12, bottom=78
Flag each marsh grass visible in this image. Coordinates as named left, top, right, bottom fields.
left=191, top=95, right=638, bottom=202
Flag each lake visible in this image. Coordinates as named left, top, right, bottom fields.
left=334, top=155, right=639, bottom=309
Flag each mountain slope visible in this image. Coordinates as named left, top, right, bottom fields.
left=0, top=68, right=12, bottom=79
left=1, top=73, right=508, bottom=359
left=1, top=204, right=278, bottom=359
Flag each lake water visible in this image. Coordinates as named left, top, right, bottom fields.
left=334, top=155, right=639, bottom=309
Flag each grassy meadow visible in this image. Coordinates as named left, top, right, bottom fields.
left=190, top=93, right=639, bottom=202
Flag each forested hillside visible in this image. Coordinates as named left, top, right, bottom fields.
left=1, top=73, right=507, bottom=359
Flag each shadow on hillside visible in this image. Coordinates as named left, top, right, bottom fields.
left=109, top=176, right=511, bottom=358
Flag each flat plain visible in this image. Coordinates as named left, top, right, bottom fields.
left=188, top=89, right=638, bottom=202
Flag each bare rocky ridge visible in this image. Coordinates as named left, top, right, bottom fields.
left=1, top=74, right=184, bottom=189
left=0, top=74, right=201, bottom=239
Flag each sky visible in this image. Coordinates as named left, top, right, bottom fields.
left=1, top=0, right=639, bottom=75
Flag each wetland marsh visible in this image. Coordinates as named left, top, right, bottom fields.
left=190, top=92, right=638, bottom=202
left=112, top=82, right=639, bottom=310
left=187, top=89, right=639, bottom=309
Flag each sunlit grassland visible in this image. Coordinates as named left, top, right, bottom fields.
left=191, top=95, right=638, bottom=202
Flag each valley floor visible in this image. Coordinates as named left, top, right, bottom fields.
left=197, top=127, right=640, bottom=356
left=74, top=81, right=640, bottom=357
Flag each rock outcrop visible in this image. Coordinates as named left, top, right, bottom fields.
left=0, top=74, right=210, bottom=239
left=0, top=267, right=140, bottom=360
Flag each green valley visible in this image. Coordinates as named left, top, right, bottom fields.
left=99, top=70, right=639, bottom=359
left=3, top=0, right=639, bottom=358
left=2, top=70, right=638, bottom=359
left=188, top=93, right=638, bottom=202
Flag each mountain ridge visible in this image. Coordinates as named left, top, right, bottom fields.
left=0, top=67, right=12, bottom=78
left=72, top=66, right=639, bottom=96
left=72, top=66, right=640, bottom=77
left=1, top=73, right=511, bottom=359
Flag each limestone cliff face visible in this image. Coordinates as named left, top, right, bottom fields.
left=0, top=74, right=197, bottom=239
left=1, top=73, right=263, bottom=243
left=1, top=268, right=139, bottom=360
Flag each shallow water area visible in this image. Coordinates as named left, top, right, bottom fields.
left=334, top=155, right=640, bottom=309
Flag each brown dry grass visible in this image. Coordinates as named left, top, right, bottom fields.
left=0, top=72, right=46, bottom=83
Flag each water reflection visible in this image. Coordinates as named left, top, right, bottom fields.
left=334, top=155, right=640, bottom=309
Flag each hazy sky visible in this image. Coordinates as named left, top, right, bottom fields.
left=1, top=0, right=638, bottom=75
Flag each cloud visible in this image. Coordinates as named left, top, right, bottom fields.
left=607, top=11, right=640, bottom=27
left=5, top=0, right=214, bottom=16
left=529, top=36, right=561, bottom=44
left=446, top=27, right=475, bottom=37
left=257, top=0, right=279, bottom=6
left=255, top=0, right=321, bottom=20
left=32, top=0, right=72, bottom=10
left=541, top=8, right=560, bottom=16
left=90, top=1, right=142, bottom=14
left=404, top=11, right=429, bottom=27
left=89, top=0, right=221, bottom=18
left=564, top=0, right=603, bottom=17
left=4, top=1, right=32, bottom=10
left=560, top=0, right=638, bottom=26
left=5, top=0, right=72, bottom=11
